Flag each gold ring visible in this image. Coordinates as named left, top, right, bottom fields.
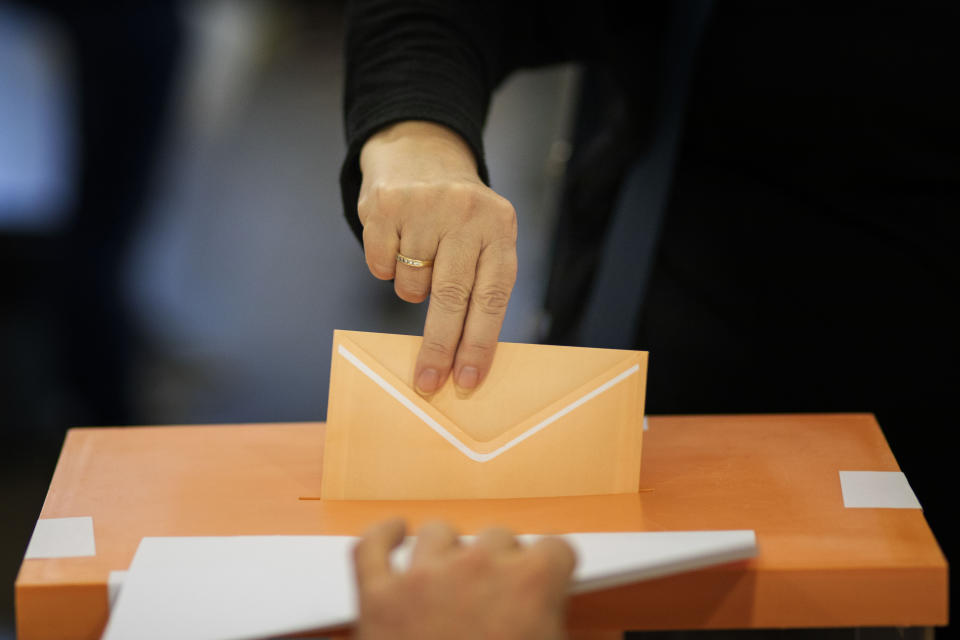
left=396, top=253, right=434, bottom=268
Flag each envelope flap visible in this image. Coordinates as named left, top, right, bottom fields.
left=337, top=330, right=640, bottom=445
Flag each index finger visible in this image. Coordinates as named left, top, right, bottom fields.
left=353, top=518, right=407, bottom=587
left=414, top=235, right=481, bottom=394
left=452, top=238, right=517, bottom=390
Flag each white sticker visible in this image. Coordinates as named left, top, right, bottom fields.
left=24, top=516, right=96, bottom=559
left=839, top=471, right=921, bottom=509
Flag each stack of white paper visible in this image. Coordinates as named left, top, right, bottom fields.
left=102, top=530, right=756, bottom=640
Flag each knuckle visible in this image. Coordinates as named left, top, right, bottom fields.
left=478, top=527, right=516, bottom=551
left=448, top=182, right=484, bottom=207
left=450, top=184, right=514, bottom=224
left=457, top=544, right=495, bottom=573
left=472, top=285, right=512, bottom=315
left=421, top=338, right=456, bottom=360
left=494, top=199, right=518, bottom=229
left=372, top=182, right=405, bottom=207
left=356, top=195, right=374, bottom=222
left=460, top=339, right=495, bottom=358
left=485, top=203, right=518, bottom=234
left=481, top=194, right=517, bottom=233
left=362, top=182, right=413, bottom=221
left=431, top=281, right=472, bottom=312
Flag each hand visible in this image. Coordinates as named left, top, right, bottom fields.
left=358, top=121, right=518, bottom=394
left=353, top=519, right=576, bottom=640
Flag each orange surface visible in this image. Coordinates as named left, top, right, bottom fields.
left=324, top=330, right=647, bottom=499
left=15, top=414, right=948, bottom=639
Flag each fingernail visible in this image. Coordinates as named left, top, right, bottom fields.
left=416, top=368, right=440, bottom=394
left=457, top=366, right=479, bottom=390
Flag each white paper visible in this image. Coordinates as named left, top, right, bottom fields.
left=102, top=530, right=755, bottom=640
left=839, top=471, right=921, bottom=509
left=24, top=516, right=96, bottom=559
left=103, top=536, right=357, bottom=640
left=567, top=530, right=756, bottom=593
left=108, top=571, right=128, bottom=609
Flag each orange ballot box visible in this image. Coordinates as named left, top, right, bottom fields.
left=16, top=414, right=947, bottom=639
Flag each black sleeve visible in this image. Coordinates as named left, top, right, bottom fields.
left=339, top=0, right=591, bottom=243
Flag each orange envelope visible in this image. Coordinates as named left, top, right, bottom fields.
left=322, top=330, right=648, bottom=500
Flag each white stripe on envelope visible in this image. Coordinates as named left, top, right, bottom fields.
left=338, top=344, right=640, bottom=463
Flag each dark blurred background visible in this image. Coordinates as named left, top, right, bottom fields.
left=1, top=1, right=956, bottom=638
left=0, top=1, right=577, bottom=635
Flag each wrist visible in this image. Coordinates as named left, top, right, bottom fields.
left=360, top=120, right=479, bottom=180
